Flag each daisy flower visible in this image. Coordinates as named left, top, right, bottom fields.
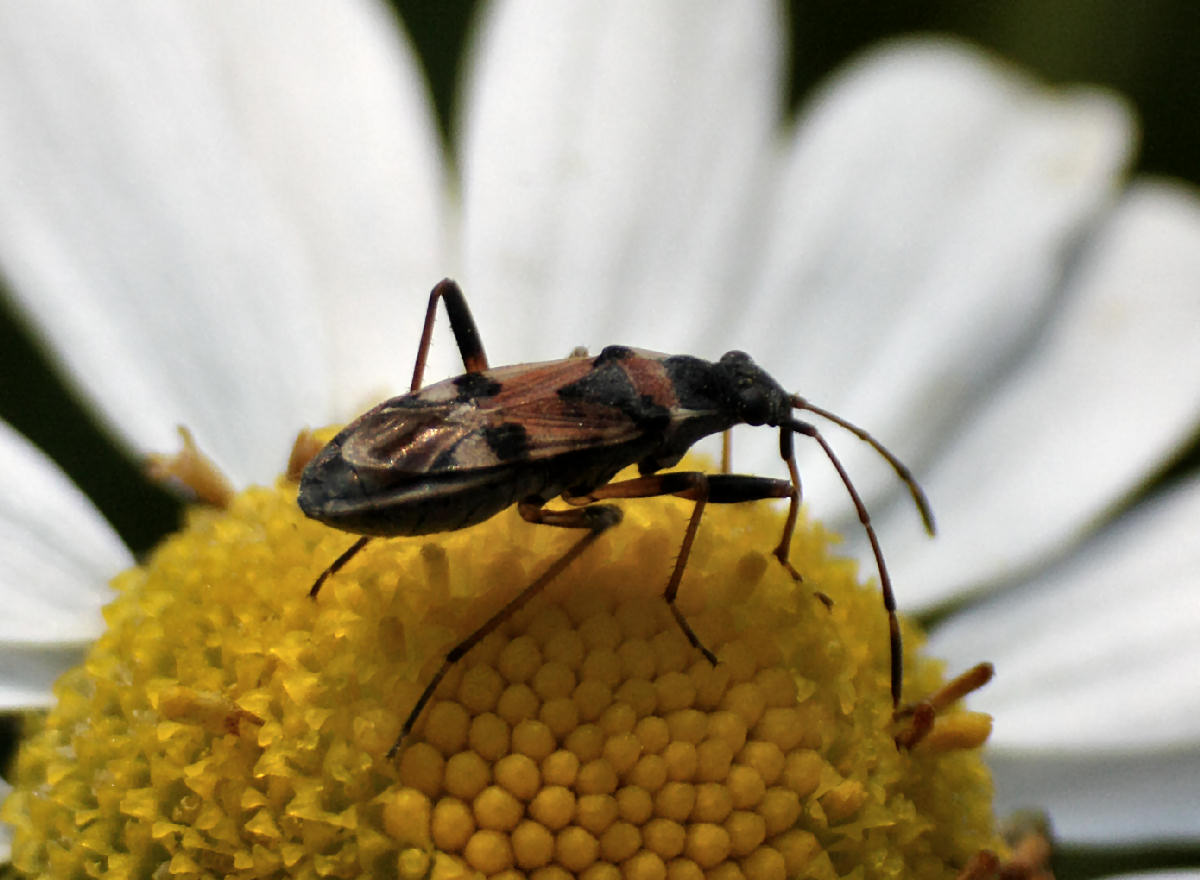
left=1, top=0, right=1198, bottom=874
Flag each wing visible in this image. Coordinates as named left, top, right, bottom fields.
left=337, top=356, right=656, bottom=474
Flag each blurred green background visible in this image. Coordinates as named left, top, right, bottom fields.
left=2, top=2, right=1198, bottom=877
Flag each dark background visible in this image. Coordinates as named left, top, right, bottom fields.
left=2, top=2, right=1198, bottom=876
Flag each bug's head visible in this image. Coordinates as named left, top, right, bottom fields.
left=717, top=351, right=791, bottom=427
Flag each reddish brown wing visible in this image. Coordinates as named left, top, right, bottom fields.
left=339, top=357, right=646, bottom=474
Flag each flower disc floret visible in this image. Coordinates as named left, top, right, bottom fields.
left=4, top=461, right=1003, bottom=878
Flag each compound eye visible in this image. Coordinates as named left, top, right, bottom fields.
left=740, top=387, right=771, bottom=425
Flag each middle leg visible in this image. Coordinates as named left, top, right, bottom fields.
left=565, top=471, right=794, bottom=663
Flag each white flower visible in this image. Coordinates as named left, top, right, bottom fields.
left=1, top=0, right=1197, bottom=856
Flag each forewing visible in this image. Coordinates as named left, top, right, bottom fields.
left=339, top=358, right=645, bottom=474
left=471, top=358, right=647, bottom=461
left=337, top=398, right=471, bottom=474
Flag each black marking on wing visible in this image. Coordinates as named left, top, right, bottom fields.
left=454, top=372, right=503, bottom=401
left=557, top=360, right=633, bottom=403
left=484, top=422, right=530, bottom=461
left=558, top=360, right=671, bottom=428
left=594, top=344, right=634, bottom=365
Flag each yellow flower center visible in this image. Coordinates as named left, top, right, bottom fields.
left=3, top=459, right=1004, bottom=879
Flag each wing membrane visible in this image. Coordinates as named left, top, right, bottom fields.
left=342, top=358, right=644, bottom=473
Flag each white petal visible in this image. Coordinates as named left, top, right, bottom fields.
left=0, top=422, right=129, bottom=707
left=929, top=472, right=1200, bottom=751
left=458, top=0, right=782, bottom=380
left=929, top=472, right=1200, bottom=844
left=196, top=3, right=450, bottom=414
left=0, top=644, right=91, bottom=710
left=986, top=749, right=1200, bottom=844
left=885, top=181, right=1200, bottom=607
left=732, top=39, right=1135, bottom=511
left=0, top=0, right=447, bottom=486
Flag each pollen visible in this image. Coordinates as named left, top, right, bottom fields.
left=3, top=462, right=1006, bottom=879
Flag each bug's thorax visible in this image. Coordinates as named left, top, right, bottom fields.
left=654, top=349, right=791, bottom=435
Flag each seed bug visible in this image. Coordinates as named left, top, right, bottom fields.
left=298, top=279, right=935, bottom=756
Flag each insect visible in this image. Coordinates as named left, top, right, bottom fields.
left=298, top=279, right=935, bottom=756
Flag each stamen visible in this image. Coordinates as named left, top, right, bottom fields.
left=145, top=425, right=233, bottom=506
left=895, top=662, right=994, bottom=749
